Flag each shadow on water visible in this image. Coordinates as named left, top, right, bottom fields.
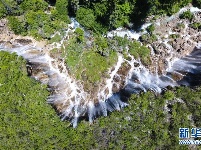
left=171, top=47, right=201, bottom=87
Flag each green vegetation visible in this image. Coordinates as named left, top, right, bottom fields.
left=62, top=33, right=151, bottom=90
left=147, top=0, right=192, bottom=15
left=49, top=33, right=62, bottom=43
left=63, top=35, right=118, bottom=89
left=0, top=0, right=21, bottom=18
left=129, top=40, right=151, bottom=64
left=140, top=33, right=158, bottom=45
left=190, top=22, right=201, bottom=30
left=169, top=34, right=180, bottom=39
left=7, top=16, right=27, bottom=35
left=53, top=0, right=70, bottom=23
left=1, top=52, right=201, bottom=149
left=76, top=7, right=96, bottom=30
left=146, top=24, right=155, bottom=34
left=74, top=27, right=84, bottom=43
left=1, top=0, right=199, bottom=33
left=20, top=0, right=48, bottom=12
left=1, top=1, right=201, bottom=149
left=176, top=23, right=185, bottom=29
left=2, top=0, right=69, bottom=39
left=109, top=2, right=132, bottom=29
left=179, top=10, right=194, bottom=22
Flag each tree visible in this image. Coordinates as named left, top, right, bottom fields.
left=20, top=0, right=48, bottom=12
left=76, top=7, right=96, bottom=30
left=53, top=0, right=70, bottom=23
left=109, top=2, right=132, bottom=29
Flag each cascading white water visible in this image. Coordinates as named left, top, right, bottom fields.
left=1, top=41, right=201, bottom=127
left=0, top=6, right=201, bottom=127
left=0, top=43, right=88, bottom=127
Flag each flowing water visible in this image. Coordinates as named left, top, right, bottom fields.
left=1, top=42, right=200, bottom=127
left=0, top=7, right=201, bottom=127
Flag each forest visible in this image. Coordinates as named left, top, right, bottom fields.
left=0, top=0, right=201, bottom=37
left=1, top=0, right=201, bottom=149
left=1, top=51, right=201, bottom=149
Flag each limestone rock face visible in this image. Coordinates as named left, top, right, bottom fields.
left=144, top=6, right=201, bottom=77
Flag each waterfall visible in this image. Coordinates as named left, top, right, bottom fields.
left=1, top=42, right=200, bottom=127
left=0, top=6, right=201, bottom=127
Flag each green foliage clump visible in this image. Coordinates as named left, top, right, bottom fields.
left=129, top=40, right=151, bottom=64
left=3, top=0, right=69, bottom=40
left=2, top=0, right=199, bottom=35
left=0, top=1, right=6, bottom=18
left=189, top=22, right=201, bottom=30
left=148, top=0, right=192, bottom=15
left=64, top=36, right=117, bottom=87
left=69, top=1, right=135, bottom=31
left=0, top=0, right=22, bottom=17
left=140, top=33, right=157, bottom=44
left=76, top=7, right=96, bottom=30
left=8, top=16, right=27, bottom=35
left=146, top=24, right=155, bottom=34
left=0, top=51, right=96, bottom=149
left=2, top=0, right=199, bottom=34
left=49, top=34, right=62, bottom=43
left=175, top=86, right=201, bottom=126
left=51, top=0, right=70, bottom=23
left=0, top=51, right=51, bottom=148
left=64, top=34, right=151, bottom=88
left=20, top=0, right=48, bottom=12
left=109, top=2, right=132, bottom=29
left=179, top=10, right=194, bottom=22
left=91, top=89, right=193, bottom=149
left=94, top=35, right=109, bottom=56
left=74, top=28, right=84, bottom=43
left=176, top=23, right=185, bottom=29
left=91, top=86, right=201, bottom=149
left=169, top=34, right=180, bottom=39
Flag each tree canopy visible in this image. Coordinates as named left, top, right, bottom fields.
left=1, top=51, right=201, bottom=149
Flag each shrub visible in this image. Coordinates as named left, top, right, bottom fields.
left=74, top=28, right=84, bottom=43
left=176, top=23, right=185, bottom=29
left=8, top=16, right=27, bottom=35
left=169, top=34, right=180, bottom=39
left=189, top=22, right=201, bottom=30
left=146, top=24, right=155, bottom=34
left=140, top=33, right=157, bottom=44
left=179, top=10, right=194, bottom=22
left=0, top=2, right=6, bottom=18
